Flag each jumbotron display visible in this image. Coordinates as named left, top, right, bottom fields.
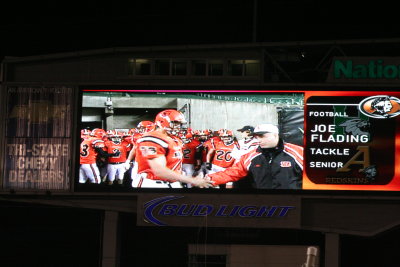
left=77, top=90, right=400, bottom=192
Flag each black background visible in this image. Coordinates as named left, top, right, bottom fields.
left=1, top=0, right=399, bottom=61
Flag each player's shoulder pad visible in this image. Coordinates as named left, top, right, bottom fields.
left=137, top=135, right=169, bottom=149
left=92, top=139, right=105, bottom=147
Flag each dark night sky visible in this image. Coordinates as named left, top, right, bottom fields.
left=1, top=0, right=399, bottom=60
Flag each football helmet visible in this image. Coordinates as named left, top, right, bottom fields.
left=137, top=121, right=155, bottom=133
left=155, top=109, right=187, bottom=135
left=106, top=129, right=116, bottom=137
left=128, top=128, right=137, bottom=135
left=194, top=129, right=210, bottom=141
left=110, top=134, right=122, bottom=144
left=181, top=132, right=193, bottom=143
left=105, top=130, right=122, bottom=144
left=91, top=128, right=106, bottom=138
left=117, top=130, right=129, bottom=137
left=219, top=129, right=234, bottom=145
left=81, top=129, right=91, bottom=137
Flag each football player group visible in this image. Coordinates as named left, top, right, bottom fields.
left=79, top=109, right=303, bottom=189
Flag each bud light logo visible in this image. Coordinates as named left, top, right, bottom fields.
left=144, top=196, right=184, bottom=226
left=143, top=196, right=295, bottom=226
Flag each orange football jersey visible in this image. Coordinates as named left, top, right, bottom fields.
left=211, top=139, right=238, bottom=168
left=104, top=140, right=132, bottom=163
left=135, top=131, right=183, bottom=181
left=182, top=139, right=201, bottom=164
left=80, top=137, right=105, bottom=164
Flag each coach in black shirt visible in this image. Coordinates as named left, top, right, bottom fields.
left=207, top=124, right=303, bottom=189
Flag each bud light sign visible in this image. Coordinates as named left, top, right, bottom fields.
left=141, top=195, right=298, bottom=227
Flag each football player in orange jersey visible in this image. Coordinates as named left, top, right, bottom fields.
left=136, top=120, right=155, bottom=134
left=181, top=131, right=202, bottom=181
left=195, top=129, right=215, bottom=175
left=80, top=129, right=91, bottom=141
left=206, top=129, right=238, bottom=189
left=79, top=132, right=118, bottom=184
left=206, top=129, right=238, bottom=172
left=125, top=128, right=137, bottom=145
left=121, top=130, right=133, bottom=147
left=124, top=120, right=156, bottom=181
left=91, top=128, right=106, bottom=139
left=90, top=128, right=109, bottom=179
left=103, top=132, right=132, bottom=185
left=132, top=109, right=213, bottom=188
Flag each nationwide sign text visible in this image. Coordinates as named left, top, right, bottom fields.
left=333, top=59, right=400, bottom=79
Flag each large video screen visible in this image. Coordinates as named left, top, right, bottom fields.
left=77, top=90, right=400, bottom=192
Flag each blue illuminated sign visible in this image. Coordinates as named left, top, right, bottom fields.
left=143, top=196, right=295, bottom=226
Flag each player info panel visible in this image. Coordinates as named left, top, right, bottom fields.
left=304, top=92, right=400, bottom=190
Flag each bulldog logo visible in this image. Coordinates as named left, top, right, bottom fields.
left=358, top=95, right=400, bottom=119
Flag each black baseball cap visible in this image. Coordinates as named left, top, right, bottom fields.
left=237, top=125, right=254, bottom=132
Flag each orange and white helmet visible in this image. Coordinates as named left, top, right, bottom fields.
left=91, top=128, right=106, bottom=138
left=219, top=129, right=234, bottom=144
left=193, top=130, right=200, bottom=140
left=194, top=129, right=210, bottom=140
left=81, top=129, right=91, bottom=138
left=181, top=131, right=194, bottom=143
left=117, top=130, right=128, bottom=137
left=128, top=128, right=137, bottom=135
left=110, top=134, right=122, bottom=144
left=178, top=126, right=192, bottom=138
left=198, top=129, right=210, bottom=136
left=106, top=129, right=116, bottom=137
left=155, top=109, right=187, bottom=135
left=104, top=129, right=121, bottom=143
left=137, top=121, right=155, bottom=133
left=186, top=132, right=194, bottom=139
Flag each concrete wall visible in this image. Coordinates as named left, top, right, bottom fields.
left=82, top=96, right=177, bottom=129
left=82, top=96, right=177, bottom=109
left=178, top=98, right=279, bottom=136
left=82, top=95, right=279, bottom=133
